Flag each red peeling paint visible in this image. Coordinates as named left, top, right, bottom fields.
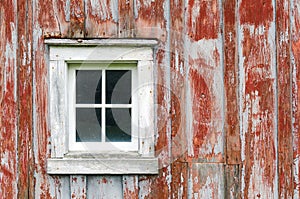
left=276, top=0, right=293, bottom=198
left=134, top=0, right=166, bottom=39
left=123, top=176, right=139, bottom=199
left=189, top=68, right=211, bottom=158
left=239, top=0, right=273, bottom=26
left=86, top=0, right=118, bottom=37
left=69, top=0, right=85, bottom=37
left=187, top=0, right=220, bottom=41
left=223, top=0, right=241, bottom=165
left=240, top=4, right=277, bottom=195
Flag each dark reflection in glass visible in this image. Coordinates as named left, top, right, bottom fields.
left=106, top=108, right=131, bottom=142
left=76, top=108, right=101, bottom=142
left=76, top=70, right=102, bottom=104
left=106, top=70, right=131, bottom=104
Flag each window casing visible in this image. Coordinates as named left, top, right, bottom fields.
left=46, top=39, right=158, bottom=174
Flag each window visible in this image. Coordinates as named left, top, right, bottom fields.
left=46, top=39, right=158, bottom=174
left=69, top=62, right=138, bottom=152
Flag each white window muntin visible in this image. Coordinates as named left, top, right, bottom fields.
left=68, top=62, right=138, bottom=152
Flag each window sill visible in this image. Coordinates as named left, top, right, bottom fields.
left=47, top=152, right=158, bottom=175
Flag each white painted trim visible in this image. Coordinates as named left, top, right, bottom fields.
left=45, top=38, right=158, bottom=47
left=47, top=156, right=158, bottom=174
left=49, top=46, right=154, bottom=61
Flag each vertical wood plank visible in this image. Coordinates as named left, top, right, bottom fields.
left=188, top=163, right=225, bottom=199
left=169, top=1, right=189, bottom=198
left=223, top=0, right=240, bottom=164
left=17, top=0, right=34, bottom=197
left=185, top=0, right=224, bottom=162
left=87, top=176, right=122, bottom=199
left=238, top=0, right=278, bottom=197
left=134, top=0, right=167, bottom=41
left=85, top=0, right=118, bottom=38
left=32, top=0, right=71, bottom=198
left=171, top=162, right=188, bottom=199
left=0, top=0, right=18, bottom=198
left=291, top=0, right=300, bottom=197
left=118, top=0, right=135, bottom=37
left=170, top=0, right=187, bottom=162
left=69, top=0, right=85, bottom=38
left=134, top=0, right=172, bottom=198
left=225, top=165, right=240, bottom=199
left=49, top=176, right=70, bottom=199
left=276, top=0, right=293, bottom=198
left=70, top=175, right=87, bottom=199
left=122, top=175, right=139, bottom=199
left=37, top=0, right=70, bottom=38
left=138, top=167, right=171, bottom=198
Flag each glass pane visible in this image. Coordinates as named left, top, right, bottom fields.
left=76, top=108, right=101, bottom=142
left=106, top=70, right=131, bottom=104
left=106, top=108, right=131, bottom=142
left=76, top=70, right=102, bottom=104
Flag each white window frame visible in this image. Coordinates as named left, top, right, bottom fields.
left=68, top=63, right=138, bottom=152
left=46, top=39, right=158, bottom=174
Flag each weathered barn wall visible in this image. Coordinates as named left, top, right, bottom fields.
left=0, top=0, right=299, bottom=198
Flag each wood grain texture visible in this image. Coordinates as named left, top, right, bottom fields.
left=32, top=0, right=71, bottom=198
left=186, top=0, right=224, bottom=163
left=0, top=0, right=18, bottom=198
left=292, top=0, right=300, bottom=197
left=225, top=165, right=241, bottom=199
left=70, top=175, right=86, bottom=199
left=85, top=0, right=118, bottom=38
left=69, top=0, right=85, bottom=38
left=170, top=0, right=187, bottom=163
left=119, top=0, right=135, bottom=37
left=134, top=0, right=173, bottom=198
left=171, top=162, right=188, bottom=199
left=276, top=0, right=293, bottom=198
left=2, top=0, right=300, bottom=198
left=223, top=0, right=241, bottom=164
left=134, top=0, right=167, bottom=41
left=122, top=175, right=139, bottom=199
left=17, top=0, right=34, bottom=197
left=239, top=0, right=278, bottom=197
left=87, top=176, right=122, bottom=199
left=188, top=163, right=224, bottom=198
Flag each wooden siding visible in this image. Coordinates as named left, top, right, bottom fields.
left=0, top=0, right=299, bottom=198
